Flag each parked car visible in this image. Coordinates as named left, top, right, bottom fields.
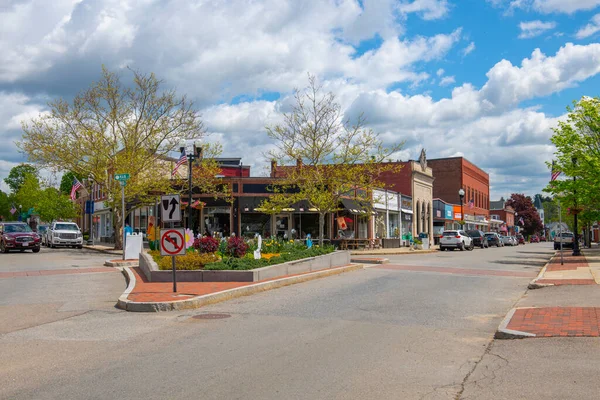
left=484, top=232, right=503, bottom=247
left=501, top=235, right=514, bottom=246
left=510, top=236, right=518, bottom=246
left=530, top=235, right=540, bottom=243
left=0, top=222, right=42, bottom=253
left=516, top=234, right=525, bottom=245
left=37, top=224, right=49, bottom=246
left=539, top=236, right=547, bottom=242
left=466, top=230, right=489, bottom=248
left=554, top=232, right=574, bottom=250
left=439, top=230, right=474, bottom=251
left=47, top=221, right=83, bottom=248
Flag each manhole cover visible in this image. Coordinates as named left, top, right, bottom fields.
left=191, top=313, right=231, bottom=320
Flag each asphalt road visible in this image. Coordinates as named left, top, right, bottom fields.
left=1, top=243, right=599, bottom=399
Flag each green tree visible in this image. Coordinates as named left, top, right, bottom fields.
left=19, top=67, right=224, bottom=249
left=505, top=193, right=543, bottom=235
left=0, top=190, right=11, bottom=221
left=264, top=75, right=403, bottom=245
left=36, top=187, right=79, bottom=222
left=4, top=164, right=38, bottom=193
left=12, top=173, right=41, bottom=215
left=544, top=97, right=600, bottom=220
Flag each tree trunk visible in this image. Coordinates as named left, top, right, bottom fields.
left=113, top=210, right=123, bottom=250
left=318, top=212, right=325, bottom=246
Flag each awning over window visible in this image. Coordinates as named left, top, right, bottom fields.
left=238, top=196, right=268, bottom=212
left=340, top=198, right=375, bottom=215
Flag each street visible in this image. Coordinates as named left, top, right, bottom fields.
left=1, top=244, right=599, bottom=399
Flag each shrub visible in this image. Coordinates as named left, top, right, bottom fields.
left=194, top=236, right=219, bottom=253
left=226, top=236, right=248, bottom=258
left=156, top=251, right=220, bottom=270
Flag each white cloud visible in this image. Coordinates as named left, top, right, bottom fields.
left=576, top=13, right=600, bottom=39
left=440, top=76, right=456, bottom=86
left=489, top=0, right=600, bottom=14
left=462, top=41, right=476, bottom=56
left=518, top=20, right=557, bottom=39
left=397, top=0, right=452, bottom=20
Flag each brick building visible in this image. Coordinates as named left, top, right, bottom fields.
left=489, top=199, right=516, bottom=234
left=427, top=157, right=490, bottom=231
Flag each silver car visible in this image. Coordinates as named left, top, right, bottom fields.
left=439, top=230, right=474, bottom=251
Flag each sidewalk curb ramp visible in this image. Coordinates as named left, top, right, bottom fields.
left=527, top=252, right=555, bottom=289
left=116, top=263, right=365, bottom=312
left=494, top=307, right=537, bottom=339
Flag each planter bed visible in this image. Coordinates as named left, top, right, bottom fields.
left=139, top=250, right=351, bottom=282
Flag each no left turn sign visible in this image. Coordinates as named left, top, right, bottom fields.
left=160, top=228, right=186, bottom=256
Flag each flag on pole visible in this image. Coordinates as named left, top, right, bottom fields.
left=172, top=150, right=188, bottom=176
left=468, top=199, right=474, bottom=209
left=519, top=216, right=525, bottom=226
left=9, top=204, right=16, bottom=215
left=551, top=160, right=561, bottom=181
left=70, top=177, right=83, bottom=201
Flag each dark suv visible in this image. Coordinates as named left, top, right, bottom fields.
left=484, top=232, right=503, bottom=247
left=0, top=222, right=41, bottom=253
left=466, top=230, right=488, bottom=248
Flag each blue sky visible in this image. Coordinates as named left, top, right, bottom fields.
left=1, top=0, right=600, bottom=199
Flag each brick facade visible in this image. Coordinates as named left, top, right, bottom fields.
left=427, top=157, right=490, bottom=219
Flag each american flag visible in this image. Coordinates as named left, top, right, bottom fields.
left=70, top=177, right=83, bottom=201
left=9, top=204, right=16, bottom=214
left=551, top=160, right=561, bottom=181
left=468, top=199, right=474, bottom=209
left=172, top=150, right=187, bottom=176
left=519, top=216, right=525, bottom=226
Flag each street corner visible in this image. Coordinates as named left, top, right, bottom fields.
left=495, top=307, right=600, bottom=339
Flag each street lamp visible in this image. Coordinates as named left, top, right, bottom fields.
left=458, top=188, right=465, bottom=228
left=179, top=138, right=203, bottom=233
left=572, top=157, right=581, bottom=256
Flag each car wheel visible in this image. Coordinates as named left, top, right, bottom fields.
left=0, top=242, right=8, bottom=253
left=468, top=242, right=474, bottom=251
left=460, top=242, right=465, bottom=251
left=77, top=245, right=83, bottom=249
left=20, top=249, right=24, bottom=252
left=32, top=248, right=40, bottom=253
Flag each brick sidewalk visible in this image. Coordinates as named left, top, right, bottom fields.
left=126, top=265, right=354, bottom=303
left=507, top=307, right=600, bottom=337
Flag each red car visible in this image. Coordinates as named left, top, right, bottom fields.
left=530, top=235, right=540, bottom=243
left=0, top=222, right=41, bottom=253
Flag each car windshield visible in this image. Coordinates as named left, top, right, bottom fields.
left=4, top=224, right=32, bottom=233
left=484, top=233, right=495, bottom=237
left=466, top=230, right=480, bottom=236
left=442, top=231, right=457, bottom=236
left=55, top=223, right=79, bottom=231
left=38, top=226, right=48, bottom=233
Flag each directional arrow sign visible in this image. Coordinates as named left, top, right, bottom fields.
left=160, top=194, right=181, bottom=222
left=160, top=228, right=186, bottom=256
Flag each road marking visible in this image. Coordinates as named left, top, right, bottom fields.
left=0, top=267, right=117, bottom=279
left=371, top=264, right=537, bottom=277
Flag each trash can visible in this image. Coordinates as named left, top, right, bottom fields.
left=419, top=232, right=430, bottom=250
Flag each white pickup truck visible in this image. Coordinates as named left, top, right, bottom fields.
left=47, top=221, right=84, bottom=249
left=553, top=232, right=574, bottom=250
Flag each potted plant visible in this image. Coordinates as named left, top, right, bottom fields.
left=413, top=238, right=423, bottom=250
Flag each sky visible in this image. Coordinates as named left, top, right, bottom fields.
left=1, top=0, right=600, bottom=200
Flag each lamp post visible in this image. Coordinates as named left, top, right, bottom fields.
left=572, top=157, right=581, bottom=256
left=458, top=188, right=465, bottom=228
left=179, top=138, right=203, bottom=233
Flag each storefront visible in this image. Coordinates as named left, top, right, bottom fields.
left=433, top=199, right=455, bottom=244
left=93, top=201, right=113, bottom=243
left=372, top=189, right=401, bottom=239
left=401, top=195, right=413, bottom=244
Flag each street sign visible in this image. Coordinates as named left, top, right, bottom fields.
left=114, top=173, right=130, bottom=181
left=160, top=194, right=181, bottom=222
left=160, top=228, right=186, bottom=256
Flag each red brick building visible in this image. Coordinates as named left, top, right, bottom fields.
left=427, top=157, right=490, bottom=231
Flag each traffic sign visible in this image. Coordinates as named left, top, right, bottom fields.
left=160, top=228, right=186, bottom=256
left=161, top=194, right=181, bottom=222
left=115, top=173, right=130, bottom=181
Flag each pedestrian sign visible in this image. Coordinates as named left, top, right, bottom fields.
left=160, top=194, right=181, bottom=222
left=160, top=228, right=186, bottom=256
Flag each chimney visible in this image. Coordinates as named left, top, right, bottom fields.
left=270, top=160, right=277, bottom=177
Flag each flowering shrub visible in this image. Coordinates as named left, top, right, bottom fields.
left=194, top=236, right=219, bottom=253
left=226, top=236, right=248, bottom=258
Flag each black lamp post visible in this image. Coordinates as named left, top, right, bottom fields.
left=458, top=188, right=465, bottom=227
left=572, top=157, right=581, bottom=256
left=179, top=139, right=203, bottom=233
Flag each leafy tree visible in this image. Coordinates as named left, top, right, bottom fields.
left=264, top=75, right=403, bottom=245
left=36, top=187, right=79, bottom=222
left=506, top=193, right=543, bottom=235
left=544, top=97, right=600, bottom=223
left=0, top=190, right=11, bottom=221
left=19, top=67, right=224, bottom=249
left=4, top=164, right=38, bottom=193
left=12, top=173, right=41, bottom=215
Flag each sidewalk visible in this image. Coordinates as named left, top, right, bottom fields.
left=83, top=243, right=122, bottom=256
left=496, top=245, right=600, bottom=339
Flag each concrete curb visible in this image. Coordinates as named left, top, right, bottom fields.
left=494, top=307, right=536, bottom=339
left=116, top=267, right=137, bottom=310
left=527, top=253, right=555, bottom=289
left=117, top=263, right=365, bottom=312
left=350, top=257, right=389, bottom=264
left=83, top=245, right=122, bottom=256
left=104, top=260, right=139, bottom=268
